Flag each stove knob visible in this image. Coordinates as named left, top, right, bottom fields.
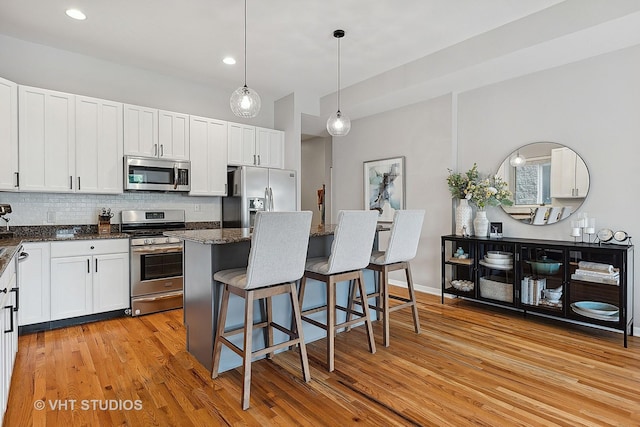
left=164, top=237, right=170, bottom=244
left=144, top=239, right=152, bottom=245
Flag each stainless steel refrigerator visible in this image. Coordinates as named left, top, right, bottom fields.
left=222, top=166, right=297, bottom=228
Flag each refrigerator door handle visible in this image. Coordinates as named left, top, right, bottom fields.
left=265, top=187, right=270, bottom=211
left=269, top=187, right=274, bottom=211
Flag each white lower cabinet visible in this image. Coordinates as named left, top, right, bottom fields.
left=1, top=251, right=18, bottom=424
left=18, top=242, right=51, bottom=326
left=49, top=239, right=129, bottom=321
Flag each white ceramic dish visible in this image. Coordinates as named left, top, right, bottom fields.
left=570, top=304, right=619, bottom=322
left=486, top=251, right=512, bottom=260
left=483, top=255, right=512, bottom=266
left=573, top=301, right=619, bottom=316
left=479, top=259, right=513, bottom=271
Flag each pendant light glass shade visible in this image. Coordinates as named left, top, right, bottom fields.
left=230, top=0, right=260, bottom=118
left=327, top=29, right=350, bottom=137
left=230, top=85, right=261, bottom=118
left=326, top=110, right=351, bottom=136
left=509, top=152, right=527, bottom=167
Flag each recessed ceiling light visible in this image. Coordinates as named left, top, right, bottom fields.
left=223, top=57, right=236, bottom=65
left=65, top=9, right=86, bottom=20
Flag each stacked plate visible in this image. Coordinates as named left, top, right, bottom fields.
left=479, top=251, right=513, bottom=270
left=570, top=301, right=619, bottom=322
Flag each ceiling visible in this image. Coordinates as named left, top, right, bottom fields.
left=0, top=0, right=565, bottom=103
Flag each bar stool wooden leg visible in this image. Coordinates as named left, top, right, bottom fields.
left=212, top=284, right=230, bottom=379
left=327, top=276, right=336, bottom=372
left=266, top=295, right=274, bottom=359
left=289, top=282, right=310, bottom=382
left=406, top=265, right=421, bottom=334
left=381, top=266, right=390, bottom=347
left=345, top=279, right=356, bottom=332
left=358, top=271, right=376, bottom=354
left=242, top=291, right=254, bottom=410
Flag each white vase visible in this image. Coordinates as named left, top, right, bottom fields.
left=473, top=209, right=490, bottom=237
left=455, top=198, right=473, bottom=236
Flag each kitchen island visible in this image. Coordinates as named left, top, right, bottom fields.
left=165, top=224, right=386, bottom=372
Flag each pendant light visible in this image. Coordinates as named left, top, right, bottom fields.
left=326, top=29, right=351, bottom=136
left=509, top=151, right=526, bottom=167
left=230, top=0, right=261, bottom=118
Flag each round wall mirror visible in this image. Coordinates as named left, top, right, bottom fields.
left=496, top=142, right=589, bottom=225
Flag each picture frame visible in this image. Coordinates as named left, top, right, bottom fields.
left=363, top=156, right=406, bottom=222
left=490, top=222, right=503, bottom=238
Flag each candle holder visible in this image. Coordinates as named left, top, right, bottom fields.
left=570, top=214, right=595, bottom=243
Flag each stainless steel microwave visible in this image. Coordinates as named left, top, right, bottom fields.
left=124, top=156, right=191, bottom=192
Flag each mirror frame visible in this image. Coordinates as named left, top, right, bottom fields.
left=497, top=142, right=589, bottom=225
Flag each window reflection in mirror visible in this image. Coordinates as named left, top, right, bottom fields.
left=497, top=142, right=589, bottom=225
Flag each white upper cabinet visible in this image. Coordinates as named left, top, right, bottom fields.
left=0, top=77, right=18, bottom=191
left=550, top=147, right=589, bottom=199
left=123, top=104, right=158, bottom=157
left=158, top=110, right=190, bottom=161
left=256, top=126, right=284, bottom=169
left=189, top=115, right=228, bottom=196
left=75, top=95, right=123, bottom=194
left=228, top=123, right=283, bottom=168
left=124, top=105, right=189, bottom=161
left=18, top=85, right=76, bottom=193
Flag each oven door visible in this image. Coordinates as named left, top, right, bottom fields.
left=131, top=243, right=184, bottom=296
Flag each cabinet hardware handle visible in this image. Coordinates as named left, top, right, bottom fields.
left=14, top=172, right=19, bottom=187
left=0, top=288, right=6, bottom=294
left=253, top=154, right=256, bottom=165
left=4, top=305, right=14, bottom=333
left=18, top=252, right=29, bottom=262
left=154, top=144, right=158, bottom=156
left=95, top=258, right=98, bottom=273
left=87, top=259, right=90, bottom=273
left=160, top=144, right=164, bottom=157
left=78, top=176, right=81, bottom=191
left=70, top=176, right=73, bottom=190
left=257, top=155, right=261, bottom=165
left=10, top=287, right=19, bottom=312
left=90, top=246, right=95, bottom=250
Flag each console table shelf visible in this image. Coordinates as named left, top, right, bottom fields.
left=441, top=235, right=634, bottom=347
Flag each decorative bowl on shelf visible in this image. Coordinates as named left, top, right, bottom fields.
left=543, top=288, right=563, bottom=302
left=450, top=280, right=474, bottom=292
left=526, top=259, right=561, bottom=275
left=482, top=255, right=512, bottom=266
left=486, top=251, right=511, bottom=260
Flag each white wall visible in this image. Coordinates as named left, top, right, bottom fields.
left=331, top=43, right=640, bottom=330
left=301, top=136, right=330, bottom=225
left=457, top=43, right=640, bottom=328
left=0, top=34, right=275, bottom=127
left=332, top=94, right=453, bottom=291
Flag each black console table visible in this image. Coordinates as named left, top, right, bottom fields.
left=441, top=235, right=634, bottom=347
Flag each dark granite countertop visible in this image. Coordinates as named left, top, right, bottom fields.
left=164, top=223, right=390, bottom=245
left=0, top=232, right=129, bottom=278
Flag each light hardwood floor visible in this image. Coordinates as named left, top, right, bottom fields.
left=4, top=289, right=640, bottom=426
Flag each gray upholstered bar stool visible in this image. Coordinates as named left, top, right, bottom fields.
left=299, top=210, right=379, bottom=372
left=211, top=211, right=313, bottom=410
left=350, top=209, right=424, bottom=347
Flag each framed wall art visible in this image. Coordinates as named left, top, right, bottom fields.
left=363, top=156, right=405, bottom=222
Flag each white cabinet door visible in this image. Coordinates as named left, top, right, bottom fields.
left=158, top=110, right=190, bottom=160
left=18, top=243, right=51, bottom=326
left=18, top=86, right=76, bottom=192
left=93, top=253, right=129, bottom=313
left=256, top=127, right=284, bottom=169
left=189, top=115, right=228, bottom=196
left=75, top=95, right=124, bottom=194
left=124, top=104, right=158, bottom=157
left=50, top=256, right=92, bottom=320
left=551, top=147, right=589, bottom=198
left=0, top=77, right=18, bottom=191
left=227, top=122, right=256, bottom=166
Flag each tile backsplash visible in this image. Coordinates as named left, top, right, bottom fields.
left=0, top=192, right=221, bottom=226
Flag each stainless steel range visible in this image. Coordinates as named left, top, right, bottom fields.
left=121, top=209, right=185, bottom=316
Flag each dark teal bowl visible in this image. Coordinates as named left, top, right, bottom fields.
left=526, top=259, right=561, bottom=275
